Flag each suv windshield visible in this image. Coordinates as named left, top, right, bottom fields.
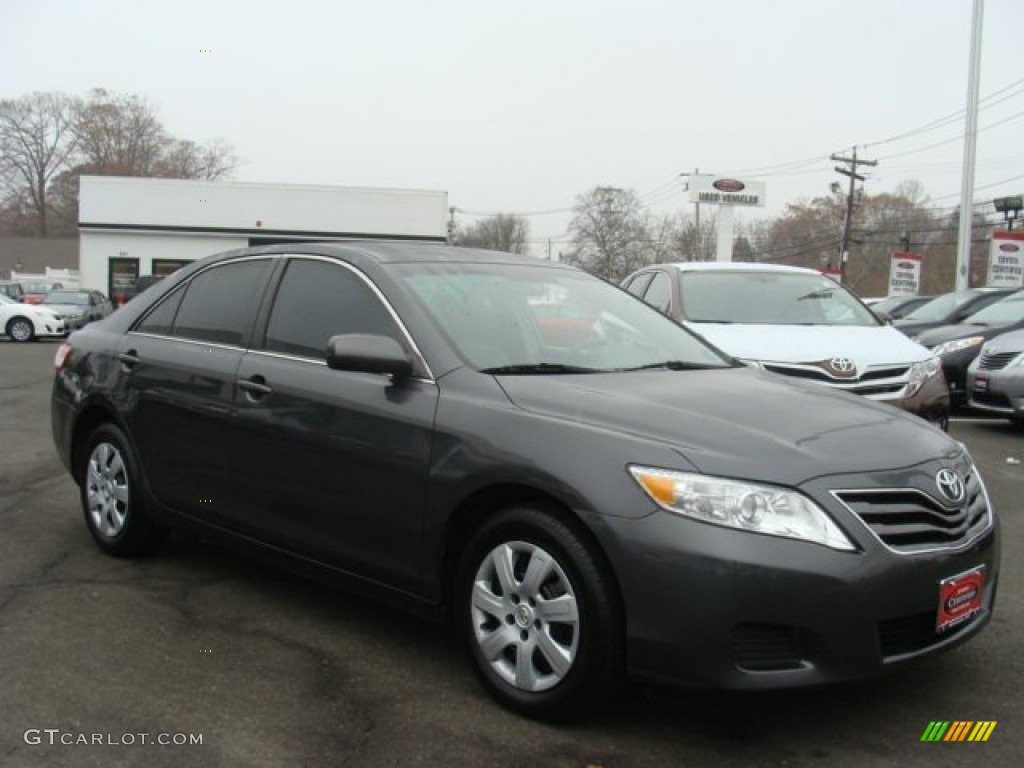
left=903, top=292, right=977, bottom=322
left=678, top=271, right=879, bottom=326
left=397, top=263, right=732, bottom=373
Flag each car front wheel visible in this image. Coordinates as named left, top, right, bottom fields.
left=80, top=423, right=167, bottom=557
left=456, top=504, right=624, bottom=721
left=6, top=317, right=34, bottom=342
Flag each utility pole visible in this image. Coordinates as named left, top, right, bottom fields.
left=831, top=147, right=877, bottom=283
left=956, top=0, right=985, bottom=290
left=447, top=206, right=457, bottom=244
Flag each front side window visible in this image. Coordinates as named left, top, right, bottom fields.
left=678, top=271, right=879, bottom=326
left=263, top=259, right=400, bottom=359
left=172, top=260, right=272, bottom=346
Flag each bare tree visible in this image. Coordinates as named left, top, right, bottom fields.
left=0, top=92, right=79, bottom=236
left=455, top=213, right=530, bottom=254
left=73, top=89, right=166, bottom=175
left=566, top=186, right=656, bottom=281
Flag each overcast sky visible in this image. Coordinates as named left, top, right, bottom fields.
left=2, top=0, right=1022, bottom=252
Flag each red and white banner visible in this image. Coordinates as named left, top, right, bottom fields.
left=888, top=252, right=922, bottom=296
left=987, top=231, right=1024, bottom=289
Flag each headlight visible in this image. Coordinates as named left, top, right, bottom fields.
left=931, top=336, right=985, bottom=357
left=906, top=356, right=941, bottom=397
left=628, top=466, right=856, bottom=551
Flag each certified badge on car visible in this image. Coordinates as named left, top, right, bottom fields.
left=937, top=567, right=985, bottom=631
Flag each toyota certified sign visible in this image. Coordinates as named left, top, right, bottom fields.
left=987, top=231, right=1024, bottom=288
left=889, top=252, right=921, bottom=297
left=688, top=175, right=765, bottom=207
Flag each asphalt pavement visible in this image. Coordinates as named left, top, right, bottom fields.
left=1, top=339, right=1021, bottom=767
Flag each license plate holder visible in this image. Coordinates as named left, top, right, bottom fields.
left=937, top=566, right=985, bottom=632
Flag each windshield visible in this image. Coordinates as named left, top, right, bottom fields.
left=962, top=291, right=1024, bottom=325
left=0, top=294, right=16, bottom=305
left=678, top=271, right=879, bottom=326
left=44, top=291, right=89, bottom=305
left=397, top=262, right=732, bottom=373
left=23, top=282, right=56, bottom=293
left=903, top=292, right=975, bottom=322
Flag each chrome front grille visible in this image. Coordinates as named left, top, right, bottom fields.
left=978, top=351, right=1019, bottom=371
left=761, top=362, right=910, bottom=400
left=833, top=470, right=991, bottom=554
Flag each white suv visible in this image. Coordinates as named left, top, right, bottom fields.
left=623, top=262, right=949, bottom=428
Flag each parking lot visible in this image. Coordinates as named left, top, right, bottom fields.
left=1, top=338, right=1021, bottom=768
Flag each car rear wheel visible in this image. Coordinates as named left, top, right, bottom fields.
left=6, top=317, right=34, bottom=343
left=456, top=504, right=624, bottom=721
left=80, top=423, right=167, bottom=557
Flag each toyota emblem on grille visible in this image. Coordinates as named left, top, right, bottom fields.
left=826, top=357, right=857, bottom=377
left=936, top=469, right=965, bottom=504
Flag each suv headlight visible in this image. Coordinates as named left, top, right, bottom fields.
left=628, top=466, right=855, bottom=551
left=931, top=336, right=984, bottom=357
left=906, top=356, right=941, bottom=397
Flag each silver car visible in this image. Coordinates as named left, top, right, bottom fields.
left=966, top=329, right=1024, bottom=425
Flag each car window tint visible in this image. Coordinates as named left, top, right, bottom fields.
left=263, top=259, right=400, bottom=359
left=172, top=260, right=271, bottom=346
left=643, top=272, right=672, bottom=312
left=136, top=287, right=185, bottom=335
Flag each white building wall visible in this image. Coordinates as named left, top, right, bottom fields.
left=80, top=232, right=246, bottom=292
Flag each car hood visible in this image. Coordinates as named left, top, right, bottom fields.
left=917, top=323, right=1017, bottom=347
left=41, top=303, right=85, bottom=314
left=496, top=367, right=956, bottom=487
left=684, top=323, right=932, bottom=367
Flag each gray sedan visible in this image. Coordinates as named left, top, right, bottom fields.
left=41, top=290, right=113, bottom=329
left=51, top=242, right=999, bottom=721
left=967, top=329, right=1024, bottom=425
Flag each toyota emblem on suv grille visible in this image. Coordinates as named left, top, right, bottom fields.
left=936, top=469, right=965, bottom=504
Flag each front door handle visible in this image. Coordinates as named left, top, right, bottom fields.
left=238, top=376, right=273, bottom=400
left=118, top=350, right=140, bottom=369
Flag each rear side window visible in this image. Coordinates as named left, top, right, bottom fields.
left=172, top=260, right=272, bottom=346
left=262, top=259, right=400, bottom=359
left=136, top=288, right=185, bottom=335
left=624, top=273, right=653, bottom=297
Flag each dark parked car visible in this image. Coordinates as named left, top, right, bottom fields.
left=895, top=288, right=1015, bottom=338
left=870, top=294, right=934, bottom=321
left=966, top=329, right=1024, bottom=425
left=125, top=274, right=164, bottom=302
left=51, top=243, right=999, bottom=721
left=41, top=290, right=113, bottom=329
left=917, top=290, right=1024, bottom=407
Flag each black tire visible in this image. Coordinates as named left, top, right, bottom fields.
left=79, top=423, right=167, bottom=557
left=6, top=316, right=34, bottom=343
left=456, top=504, right=624, bottom=721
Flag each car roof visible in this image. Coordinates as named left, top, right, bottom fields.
left=650, top=262, right=824, bottom=276
left=212, top=240, right=559, bottom=268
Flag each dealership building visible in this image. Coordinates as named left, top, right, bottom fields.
left=78, top=176, right=449, bottom=305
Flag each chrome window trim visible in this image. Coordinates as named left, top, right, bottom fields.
left=267, top=253, right=435, bottom=381
left=128, top=253, right=435, bottom=381
left=245, top=348, right=435, bottom=385
left=126, top=332, right=245, bottom=353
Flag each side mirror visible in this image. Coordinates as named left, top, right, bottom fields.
left=326, top=334, right=413, bottom=379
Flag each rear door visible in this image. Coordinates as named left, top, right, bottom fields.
left=231, top=256, right=438, bottom=592
left=119, top=257, right=275, bottom=524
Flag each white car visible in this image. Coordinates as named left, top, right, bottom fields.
left=622, top=262, right=949, bottom=429
left=0, top=294, right=67, bottom=342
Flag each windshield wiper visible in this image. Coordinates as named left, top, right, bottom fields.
left=620, top=361, right=724, bottom=372
left=479, top=363, right=603, bottom=375
left=797, top=290, right=833, bottom=301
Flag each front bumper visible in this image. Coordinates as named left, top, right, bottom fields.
left=967, top=366, right=1024, bottom=419
left=600, top=475, right=999, bottom=689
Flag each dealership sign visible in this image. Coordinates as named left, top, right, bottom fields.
left=888, top=252, right=922, bottom=296
left=986, top=231, right=1024, bottom=289
left=688, top=175, right=766, bottom=207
